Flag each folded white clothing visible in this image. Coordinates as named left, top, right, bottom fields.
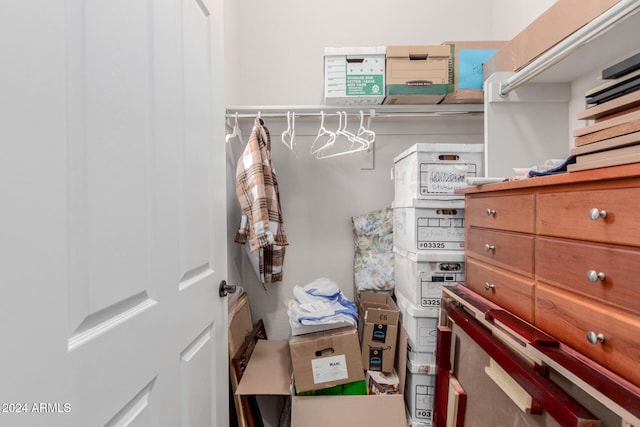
left=288, top=278, right=358, bottom=328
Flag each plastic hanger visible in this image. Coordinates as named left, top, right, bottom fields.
left=281, top=111, right=296, bottom=152
left=317, top=111, right=369, bottom=159
left=310, top=111, right=336, bottom=155
left=225, top=113, right=244, bottom=144
left=357, top=110, right=376, bottom=145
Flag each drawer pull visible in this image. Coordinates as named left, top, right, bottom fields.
left=589, top=208, right=607, bottom=221
left=484, top=282, right=495, bottom=291
left=586, top=270, right=606, bottom=283
left=485, top=208, right=496, bottom=216
left=484, top=243, right=496, bottom=252
left=586, top=331, right=605, bottom=345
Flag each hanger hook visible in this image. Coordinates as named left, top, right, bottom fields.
left=282, top=111, right=295, bottom=151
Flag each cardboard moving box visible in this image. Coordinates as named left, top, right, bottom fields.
left=441, top=41, right=506, bottom=104
left=291, top=395, right=407, bottom=427
left=289, top=326, right=365, bottom=394
left=384, top=45, right=451, bottom=105
left=358, top=292, right=400, bottom=373
left=236, top=339, right=408, bottom=426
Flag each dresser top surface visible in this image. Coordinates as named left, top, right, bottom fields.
left=457, top=163, right=640, bottom=194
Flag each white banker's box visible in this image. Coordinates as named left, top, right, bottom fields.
left=392, top=198, right=465, bottom=253
left=394, top=143, right=483, bottom=201
left=393, top=246, right=465, bottom=313
left=324, top=46, right=386, bottom=105
left=395, top=291, right=438, bottom=355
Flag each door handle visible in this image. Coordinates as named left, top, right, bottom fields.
left=219, top=280, right=237, bottom=298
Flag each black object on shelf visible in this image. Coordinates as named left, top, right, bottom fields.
left=602, top=51, right=640, bottom=80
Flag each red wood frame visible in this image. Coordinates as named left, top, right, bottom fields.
left=434, top=326, right=452, bottom=427
left=446, top=284, right=640, bottom=421
left=441, top=295, right=600, bottom=427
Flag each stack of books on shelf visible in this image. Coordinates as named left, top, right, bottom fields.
left=569, top=52, right=640, bottom=172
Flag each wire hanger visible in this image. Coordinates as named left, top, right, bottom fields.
left=225, top=112, right=244, bottom=144
left=281, top=111, right=296, bottom=152
left=310, top=111, right=336, bottom=155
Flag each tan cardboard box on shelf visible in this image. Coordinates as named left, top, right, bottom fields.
left=384, top=45, right=451, bottom=105
left=441, top=41, right=507, bottom=104
left=483, top=0, right=620, bottom=77
left=358, top=292, right=400, bottom=373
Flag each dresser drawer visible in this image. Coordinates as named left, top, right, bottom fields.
left=536, top=237, right=640, bottom=314
left=466, top=257, right=534, bottom=323
left=537, top=187, right=640, bottom=247
left=465, top=193, right=535, bottom=233
left=467, top=228, right=534, bottom=277
left=536, top=284, right=640, bottom=388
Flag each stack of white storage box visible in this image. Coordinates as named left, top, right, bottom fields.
left=392, top=143, right=483, bottom=426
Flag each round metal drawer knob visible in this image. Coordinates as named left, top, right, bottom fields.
left=586, top=331, right=605, bottom=345
left=589, top=208, right=607, bottom=221
left=485, top=208, right=496, bottom=216
left=484, top=243, right=495, bottom=252
left=586, top=270, right=606, bottom=283
left=484, top=282, right=495, bottom=291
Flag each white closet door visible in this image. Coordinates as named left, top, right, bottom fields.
left=0, top=0, right=228, bottom=426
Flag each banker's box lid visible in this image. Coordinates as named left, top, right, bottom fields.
left=386, top=45, right=450, bottom=59
left=386, top=45, right=450, bottom=87
left=236, top=339, right=407, bottom=427
left=393, top=245, right=465, bottom=263
left=393, top=142, right=484, bottom=164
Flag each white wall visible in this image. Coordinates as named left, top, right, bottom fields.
left=224, top=0, right=553, bottom=340
left=490, top=0, right=556, bottom=40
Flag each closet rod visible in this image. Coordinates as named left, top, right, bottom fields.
left=499, top=0, right=640, bottom=96
left=225, top=104, right=483, bottom=119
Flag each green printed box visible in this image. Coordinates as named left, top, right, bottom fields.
left=324, top=46, right=386, bottom=105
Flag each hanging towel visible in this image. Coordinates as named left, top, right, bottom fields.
left=235, top=117, right=288, bottom=285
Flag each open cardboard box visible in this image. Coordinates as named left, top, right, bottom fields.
left=236, top=328, right=408, bottom=427
left=358, top=293, right=400, bottom=373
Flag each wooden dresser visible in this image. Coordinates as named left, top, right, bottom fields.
left=436, top=164, right=640, bottom=427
